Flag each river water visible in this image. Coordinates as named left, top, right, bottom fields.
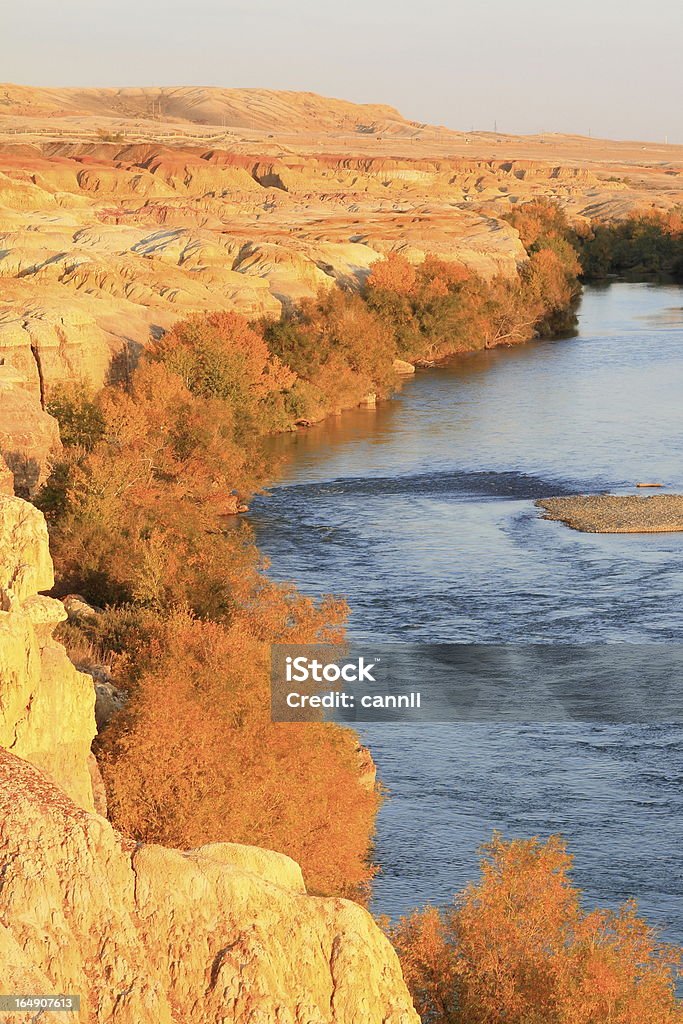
left=250, top=282, right=683, bottom=941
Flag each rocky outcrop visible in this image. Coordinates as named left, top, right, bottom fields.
left=0, top=495, right=418, bottom=1022
left=0, top=495, right=96, bottom=809
left=0, top=452, right=13, bottom=494
left=0, top=373, right=61, bottom=496
left=0, top=297, right=120, bottom=395
left=0, top=752, right=418, bottom=1024
left=0, top=494, right=54, bottom=600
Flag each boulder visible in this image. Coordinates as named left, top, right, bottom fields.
left=63, top=592, right=104, bottom=624
left=0, top=751, right=419, bottom=1024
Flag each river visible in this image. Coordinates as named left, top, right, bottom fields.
left=250, top=282, right=683, bottom=942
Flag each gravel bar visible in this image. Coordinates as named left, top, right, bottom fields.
left=536, top=494, right=683, bottom=533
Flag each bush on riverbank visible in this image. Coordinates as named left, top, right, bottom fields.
left=40, top=364, right=379, bottom=900
left=95, top=609, right=380, bottom=900
left=150, top=310, right=298, bottom=435
left=575, top=208, right=683, bottom=279
left=366, top=208, right=581, bottom=361
left=388, top=834, right=682, bottom=1024
left=261, top=286, right=398, bottom=419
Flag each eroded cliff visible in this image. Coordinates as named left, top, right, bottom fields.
left=0, top=494, right=96, bottom=809
left=0, top=141, right=528, bottom=394
left=0, top=752, right=418, bottom=1024
left=0, top=373, right=61, bottom=496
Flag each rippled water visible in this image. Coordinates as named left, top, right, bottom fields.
left=251, top=283, right=683, bottom=940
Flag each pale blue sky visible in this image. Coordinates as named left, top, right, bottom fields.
left=3, top=0, right=682, bottom=142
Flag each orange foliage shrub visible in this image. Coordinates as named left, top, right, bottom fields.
left=504, top=198, right=574, bottom=251
left=419, top=255, right=470, bottom=291
left=367, top=251, right=418, bottom=295
left=523, top=243, right=581, bottom=333
left=298, top=288, right=397, bottom=400
left=152, top=310, right=296, bottom=433
left=390, top=834, right=682, bottom=1024
left=262, top=287, right=398, bottom=419
left=43, top=349, right=381, bottom=901
left=97, top=608, right=380, bottom=900
left=365, top=233, right=579, bottom=361
left=42, top=364, right=262, bottom=612
left=366, top=252, right=475, bottom=358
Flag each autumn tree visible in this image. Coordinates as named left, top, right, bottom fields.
left=504, top=198, right=573, bottom=252
left=43, top=338, right=381, bottom=901
left=365, top=239, right=580, bottom=361
left=262, top=286, right=398, bottom=418
left=365, top=252, right=473, bottom=359
left=152, top=310, right=296, bottom=435
left=96, top=607, right=381, bottom=900
left=390, top=834, right=682, bottom=1024
left=40, top=364, right=262, bottom=612
left=501, top=200, right=581, bottom=336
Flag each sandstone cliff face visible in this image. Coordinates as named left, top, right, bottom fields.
left=0, top=372, right=61, bottom=496
left=0, top=452, right=13, bottom=494
left=0, top=495, right=96, bottom=809
left=0, top=496, right=419, bottom=1023
left=0, top=752, right=418, bottom=1024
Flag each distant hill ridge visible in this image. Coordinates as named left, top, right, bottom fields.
left=0, top=84, right=414, bottom=132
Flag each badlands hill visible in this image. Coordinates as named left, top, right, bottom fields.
left=1, top=84, right=683, bottom=492
left=0, top=83, right=415, bottom=134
